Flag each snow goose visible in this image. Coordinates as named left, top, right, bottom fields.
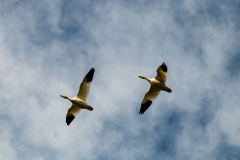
left=139, top=63, right=172, bottom=114
left=61, top=68, right=95, bottom=125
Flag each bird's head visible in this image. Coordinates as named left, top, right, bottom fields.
left=160, top=62, right=167, bottom=73
left=60, top=95, right=68, bottom=99
left=139, top=75, right=146, bottom=79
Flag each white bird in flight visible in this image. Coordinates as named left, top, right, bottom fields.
left=139, top=62, right=172, bottom=114
left=61, top=68, right=95, bottom=125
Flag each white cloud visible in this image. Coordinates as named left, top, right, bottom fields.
left=0, top=0, right=240, bottom=159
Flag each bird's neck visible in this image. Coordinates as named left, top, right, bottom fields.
left=66, top=97, right=72, bottom=101
left=62, top=96, right=70, bottom=100
left=141, top=76, right=151, bottom=82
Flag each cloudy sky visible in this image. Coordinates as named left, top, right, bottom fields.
left=1, top=0, right=240, bottom=159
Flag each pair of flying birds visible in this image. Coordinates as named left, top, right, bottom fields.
left=61, top=62, right=172, bottom=125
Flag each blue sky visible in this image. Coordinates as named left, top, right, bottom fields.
left=0, top=0, right=240, bottom=159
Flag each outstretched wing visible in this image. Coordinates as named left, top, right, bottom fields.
left=155, top=62, right=167, bottom=83
left=77, top=68, right=95, bottom=102
left=139, top=86, right=161, bottom=114
left=66, top=105, right=81, bottom=125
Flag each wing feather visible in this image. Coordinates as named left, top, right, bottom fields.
left=143, top=86, right=161, bottom=102
left=139, top=86, right=161, bottom=114
left=77, top=68, right=95, bottom=102
left=155, top=63, right=167, bottom=83
left=66, top=105, right=81, bottom=125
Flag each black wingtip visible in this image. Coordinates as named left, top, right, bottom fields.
left=66, top=114, right=75, bottom=126
left=139, top=100, right=152, bottom=114
left=139, top=111, right=144, bottom=114
left=86, top=68, right=95, bottom=83
left=160, top=62, right=167, bottom=73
